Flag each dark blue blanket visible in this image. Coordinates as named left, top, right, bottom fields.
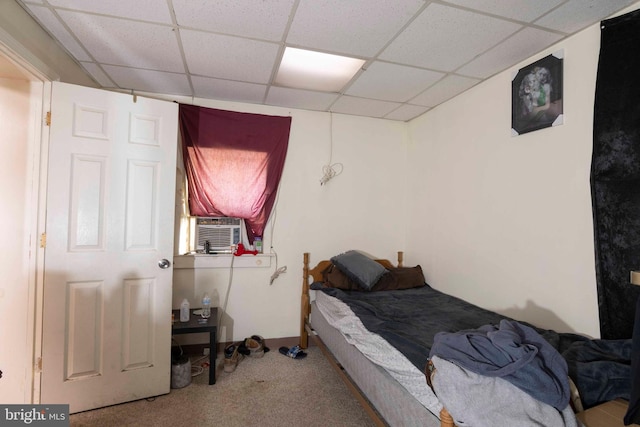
left=314, top=283, right=631, bottom=409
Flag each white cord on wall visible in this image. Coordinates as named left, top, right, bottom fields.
left=320, top=112, right=343, bottom=186
left=217, top=248, right=236, bottom=341
left=320, top=163, right=343, bottom=185
left=268, top=192, right=286, bottom=285
left=270, top=249, right=287, bottom=285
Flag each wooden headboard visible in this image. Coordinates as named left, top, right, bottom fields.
left=299, top=251, right=403, bottom=349
left=298, top=251, right=457, bottom=427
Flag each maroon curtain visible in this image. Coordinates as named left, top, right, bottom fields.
left=179, top=104, right=291, bottom=242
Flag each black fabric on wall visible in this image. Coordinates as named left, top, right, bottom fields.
left=591, top=9, right=640, bottom=341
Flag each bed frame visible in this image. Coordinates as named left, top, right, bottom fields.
left=299, top=251, right=455, bottom=427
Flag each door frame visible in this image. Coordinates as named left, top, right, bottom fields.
left=0, top=36, right=51, bottom=405
left=31, top=80, right=51, bottom=405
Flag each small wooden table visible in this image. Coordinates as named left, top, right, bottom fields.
left=171, top=308, right=218, bottom=385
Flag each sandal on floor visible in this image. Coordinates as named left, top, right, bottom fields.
left=279, top=345, right=307, bottom=359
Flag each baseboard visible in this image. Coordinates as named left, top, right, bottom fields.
left=175, top=336, right=306, bottom=356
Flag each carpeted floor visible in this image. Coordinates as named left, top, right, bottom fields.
left=69, top=346, right=376, bottom=427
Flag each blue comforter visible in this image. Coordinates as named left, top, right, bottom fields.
left=313, top=283, right=631, bottom=409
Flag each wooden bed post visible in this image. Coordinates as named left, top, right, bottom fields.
left=301, top=251, right=404, bottom=349
left=301, top=250, right=451, bottom=427
left=439, top=408, right=455, bottom=427
left=300, top=252, right=310, bottom=349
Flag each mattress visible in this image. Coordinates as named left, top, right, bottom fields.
left=311, top=292, right=441, bottom=427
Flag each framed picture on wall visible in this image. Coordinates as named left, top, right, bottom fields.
left=511, top=50, right=564, bottom=136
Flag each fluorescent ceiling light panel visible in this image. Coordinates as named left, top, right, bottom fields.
left=275, top=47, right=365, bottom=92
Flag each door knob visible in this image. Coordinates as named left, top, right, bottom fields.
left=158, top=259, right=171, bottom=269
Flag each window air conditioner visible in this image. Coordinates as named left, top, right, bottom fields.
left=195, top=217, right=242, bottom=253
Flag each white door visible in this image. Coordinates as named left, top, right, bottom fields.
left=41, top=82, right=178, bottom=413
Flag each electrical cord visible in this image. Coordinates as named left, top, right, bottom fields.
left=191, top=365, right=204, bottom=377
left=217, top=250, right=235, bottom=342
left=320, top=163, right=343, bottom=185
left=190, top=354, right=208, bottom=377
left=270, top=265, right=287, bottom=285
left=320, top=112, right=343, bottom=186
left=268, top=179, right=286, bottom=285
left=172, top=337, right=208, bottom=377
left=191, top=354, right=208, bottom=365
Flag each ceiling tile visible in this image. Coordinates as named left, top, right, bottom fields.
left=14, top=0, right=640, bottom=121
left=442, top=0, right=564, bottom=23
left=411, top=75, right=480, bottom=107
left=192, top=76, right=267, bottom=104
left=173, top=0, right=295, bottom=42
left=181, top=30, right=279, bottom=84
left=24, top=5, right=92, bottom=61
left=458, top=27, right=564, bottom=78
left=345, top=61, right=445, bottom=102
left=80, top=62, right=114, bottom=87
left=330, top=95, right=401, bottom=118
left=47, top=0, right=172, bottom=24
left=266, top=86, right=339, bottom=111
left=287, top=0, right=426, bottom=57
left=56, top=10, right=184, bottom=72
left=380, top=3, right=522, bottom=72
left=102, top=65, right=192, bottom=96
left=535, top=0, right=638, bottom=33
left=384, top=104, right=430, bottom=121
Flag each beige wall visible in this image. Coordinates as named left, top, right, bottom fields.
left=171, top=99, right=409, bottom=342
left=0, top=77, right=34, bottom=403
left=404, top=5, right=640, bottom=337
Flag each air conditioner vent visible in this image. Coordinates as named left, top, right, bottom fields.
left=195, top=217, right=241, bottom=252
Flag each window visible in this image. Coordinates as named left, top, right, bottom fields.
left=178, top=104, right=291, bottom=251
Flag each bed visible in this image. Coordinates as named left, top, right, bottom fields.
left=299, top=251, right=632, bottom=427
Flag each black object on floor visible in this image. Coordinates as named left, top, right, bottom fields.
left=279, top=346, right=307, bottom=359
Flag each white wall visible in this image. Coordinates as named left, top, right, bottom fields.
left=172, top=100, right=408, bottom=342
left=0, top=77, right=34, bottom=403
left=405, top=14, right=620, bottom=338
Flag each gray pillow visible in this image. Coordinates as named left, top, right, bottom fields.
left=330, top=250, right=388, bottom=290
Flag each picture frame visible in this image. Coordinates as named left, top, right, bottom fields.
left=511, top=50, right=564, bottom=136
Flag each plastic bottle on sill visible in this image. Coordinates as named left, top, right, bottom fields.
left=254, top=237, right=262, bottom=253
left=180, top=298, right=190, bottom=323
left=201, top=293, right=211, bottom=319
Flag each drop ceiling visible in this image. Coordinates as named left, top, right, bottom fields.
left=16, top=0, right=638, bottom=121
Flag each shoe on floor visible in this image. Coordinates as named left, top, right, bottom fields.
left=243, top=335, right=267, bottom=358
left=223, top=344, right=243, bottom=373
left=251, top=335, right=270, bottom=354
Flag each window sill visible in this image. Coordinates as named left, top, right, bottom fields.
left=173, top=254, right=272, bottom=269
